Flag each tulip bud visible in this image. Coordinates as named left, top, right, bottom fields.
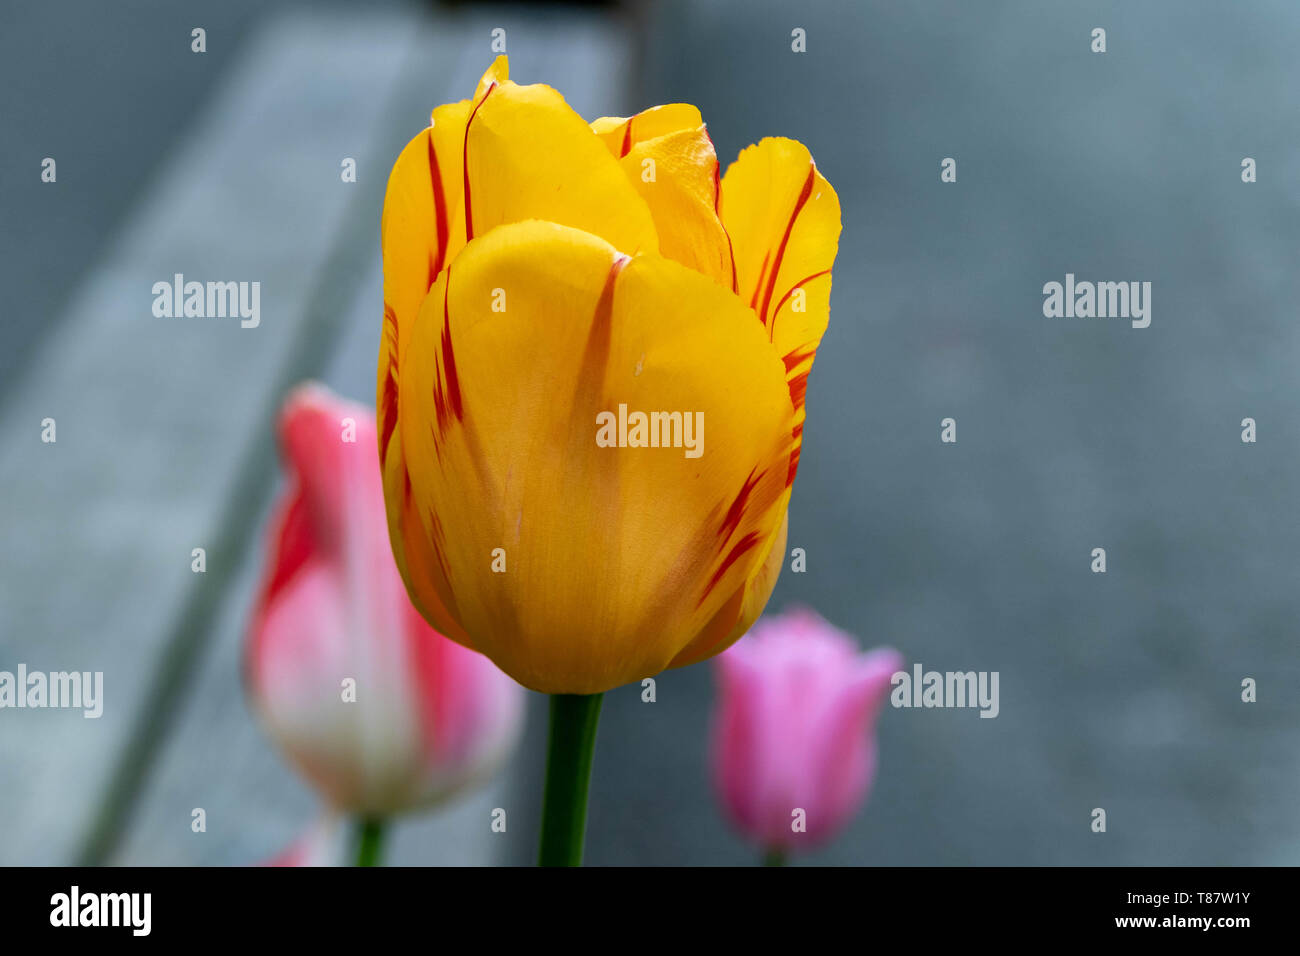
left=246, top=384, right=524, bottom=817
left=711, top=608, right=902, bottom=855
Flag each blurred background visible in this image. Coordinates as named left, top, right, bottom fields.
left=2, top=0, right=1298, bottom=865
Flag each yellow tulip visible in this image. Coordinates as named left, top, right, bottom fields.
left=378, top=56, right=841, bottom=695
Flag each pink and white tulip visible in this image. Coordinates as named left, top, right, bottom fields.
left=246, top=383, right=524, bottom=817
left=711, top=608, right=902, bottom=855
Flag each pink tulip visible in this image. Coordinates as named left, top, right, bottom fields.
left=246, top=383, right=524, bottom=817
left=711, top=608, right=902, bottom=855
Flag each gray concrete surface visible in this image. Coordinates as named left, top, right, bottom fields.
left=0, top=0, right=314, bottom=399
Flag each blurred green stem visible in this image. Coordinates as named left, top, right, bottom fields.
left=355, top=816, right=387, bottom=867
left=538, top=693, right=604, bottom=866
left=763, top=849, right=787, bottom=867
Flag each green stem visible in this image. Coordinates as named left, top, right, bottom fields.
left=763, top=848, right=787, bottom=867
left=354, top=816, right=387, bottom=867
left=538, top=692, right=604, bottom=866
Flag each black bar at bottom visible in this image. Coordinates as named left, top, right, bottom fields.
left=0, top=866, right=1282, bottom=942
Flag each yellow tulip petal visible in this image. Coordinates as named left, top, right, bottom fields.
left=591, top=105, right=734, bottom=288
left=398, top=220, right=794, bottom=694
left=590, top=103, right=703, bottom=156
left=623, top=129, right=735, bottom=288
left=378, top=95, right=480, bottom=643
left=379, top=424, right=475, bottom=652
left=474, top=53, right=510, bottom=100
left=379, top=56, right=662, bottom=468
left=378, top=98, right=473, bottom=478
left=667, top=509, right=788, bottom=670
left=461, top=70, right=659, bottom=256
left=720, top=137, right=841, bottom=481
left=379, top=57, right=663, bottom=608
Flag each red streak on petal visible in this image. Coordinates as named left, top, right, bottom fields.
left=706, top=135, right=721, bottom=213
left=462, top=83, right=497, bottom=243
left=698, top=530, right=763, bottom=607
left=380, top=303, right=400, bottom=462
left=757, top=162, right=816, bottom=327
left=787, top=369, right=811, bottom=415
left=769, top=268, right=832, bottom=342
left=619, top=116, right=634, bottom=158
left=262, top=492, right=312, bottom=616
left=719, top=467, right=762, bottom=541
left=574, top=254, right=631, bottom=405
left=245, top=487, right=313, bottom=691
left=706, top=142, right=739, bottom=293
left=427, top=508, right=456, bottom=603
left=596, top=255, right=629, bottom=326
left=782, top=345, right=816, bottom=375
left=380, top=368, right=399, bottom=463
left=431, top=271, right=464, bottom=436
left=787, top=420, right=806, bottom=487
left=441, top=272, right=464, bottom=422
left=749, top=250, right=770, bottom=313
left=726, top=229, right=739, bottom=295
left=781, top=349, right=814, bottom=486
left=427, top=130, right=449, bottom=286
